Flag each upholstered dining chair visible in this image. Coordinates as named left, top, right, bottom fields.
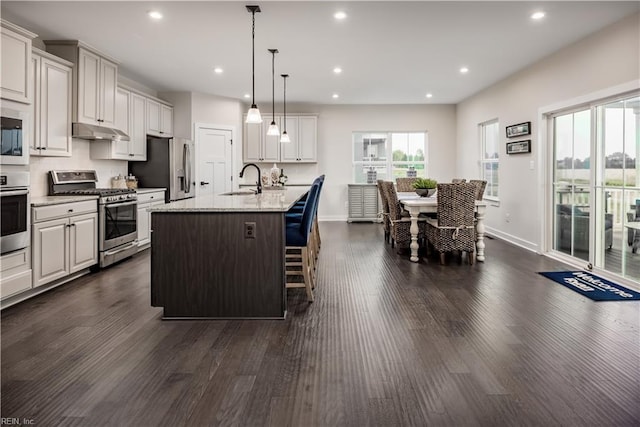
left=382, top=181, right=426, bottom=250
left=377, top=179, right=391, bottom=243
left=451, top=178, right=466, bottom=183
left=425, top=183, right=477, bottom=265
left=469, top=179, right=487, bottom=200
left=395, top=177, right=418, bottom=192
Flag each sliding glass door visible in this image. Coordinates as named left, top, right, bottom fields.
left=551, top=93, right=640, bottom=282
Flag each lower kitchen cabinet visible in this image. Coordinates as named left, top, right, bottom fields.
left=0, top=248, right=32, bottom=300
left=136, top=190, right=166, bottom=250
left=347, top=184, right=381, bottom=222
left=32, top=201, right=98, bottom=288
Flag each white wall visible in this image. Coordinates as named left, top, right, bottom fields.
left=29, top=140, right=127, bottom=197
left=456, top=12, right=640, bottom=251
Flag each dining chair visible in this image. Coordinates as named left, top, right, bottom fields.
left=377, top=179, right=391, bottom=243
left=396, top=177, right=418, bottom=192
left=469, top=179, right=487, bottom=200
left=383, top=181, right=426, bottom=250
left=425, top=183, right=476, bottom=265
left=451, top=178, right=466, bottom=183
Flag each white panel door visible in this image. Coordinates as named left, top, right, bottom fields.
left=262, top=117, right=280, bottom=162
left=99, top=58, right=117, bottom=127
left=244, top=122, right=262, bottom=162
left=196, top=126, right=233, bottom=197
left=298, top=116, right=317, bottom=162
left=280, top=116, right=299, bottom=162
left=129, top=92, right=147, bottom=160
left=40, top=57, right=72, bottom=156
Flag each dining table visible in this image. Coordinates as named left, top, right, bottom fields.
left=398, top=192, right=487, bottom=263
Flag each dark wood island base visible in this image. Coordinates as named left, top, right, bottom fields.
left=148, top=187, right=308, bottom=319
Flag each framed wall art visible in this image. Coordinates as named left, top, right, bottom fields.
left=506, top=122, right=531, bottom=138
left=506, top=140, right=531, bottom=154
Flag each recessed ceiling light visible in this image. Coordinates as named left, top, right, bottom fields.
left=333, top=67, right=342, bottom=74
left=531, top=11, right=545, bottom=20
left=332, top=93, right=339, bottom=99
left=214, top=67, right=223, bottom=74
left=334, top=11, right=347, bottom=20
left=426, top=93, right=433, bottom=98
left=460, top=67, right=469, bottom=74
left=148, top=11, right=163, bottom=20
left=244, top=94, right=251, bottom=99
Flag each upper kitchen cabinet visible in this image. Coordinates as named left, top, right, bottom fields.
left=30, top=48, right=73, bottom=157
left=244, top=115, right=317, bottom=163
left=146, top=98, right=173, bottom=137
left=280, top=116, right=317, bottom=163
left=43, top=41, right=119, bottom=128
left=0, top=20, right=36, bottom=104
left=243, top=118, right=280, bottom=163
left=90, top=87, right=146, bottom=161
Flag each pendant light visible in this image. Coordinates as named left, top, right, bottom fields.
left=280, top=74, right=291, bottom=143
left=266, top=48, right=280, bottom=136
left=245, top=5, right=262, bottom=123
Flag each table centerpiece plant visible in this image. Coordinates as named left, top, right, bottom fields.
left=412, top=177, right=437, bottom=197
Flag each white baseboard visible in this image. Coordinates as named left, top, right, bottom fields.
left=485, top=226, right=539, bottom=254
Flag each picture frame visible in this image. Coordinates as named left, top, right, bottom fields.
left=506, top=121, right=531, bottom=138
left=506, top=140, right=531, bottom=155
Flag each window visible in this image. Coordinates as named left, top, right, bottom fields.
left=480, top=120, right=499, bottom=199
left=353, top=132, right=427, bottom=183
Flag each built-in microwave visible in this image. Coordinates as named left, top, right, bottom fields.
left=1, top=108, right=29, bottom=165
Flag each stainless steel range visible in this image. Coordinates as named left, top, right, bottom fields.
left=48, top=170, right=138, bottom=268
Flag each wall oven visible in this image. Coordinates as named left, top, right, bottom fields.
left=1, top=108, right=29, bottom=165
left=0, top=171, right=30, bottom=255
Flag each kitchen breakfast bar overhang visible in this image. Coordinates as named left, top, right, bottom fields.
left=149, top=187, right=308, bottom=319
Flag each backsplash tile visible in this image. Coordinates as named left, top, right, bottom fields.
left=29, top=139, right=127, bottom=197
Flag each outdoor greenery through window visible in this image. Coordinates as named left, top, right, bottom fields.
left=352, top=132, right=427, bottom=183
left=480, top=120, right=499, bottom=199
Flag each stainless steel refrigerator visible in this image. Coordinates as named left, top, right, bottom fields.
left=129, top=136, right=195, bottom=203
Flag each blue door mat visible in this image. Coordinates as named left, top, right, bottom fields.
left=538, top=271, right=640, bottom=301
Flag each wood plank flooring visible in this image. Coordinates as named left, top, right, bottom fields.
left=2, top=222, right=639, bottom=426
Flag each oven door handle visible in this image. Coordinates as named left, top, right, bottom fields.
left=0, top=189, right=29, bottom=197
left=104, top=241, right=138, bottom=256
left=103, top=200, right=137, bottom=208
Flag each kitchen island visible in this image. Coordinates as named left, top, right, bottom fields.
left=148, top=187, right=308, bottom=319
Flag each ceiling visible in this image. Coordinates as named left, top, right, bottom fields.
left=2, top=1, right=638, bottom=105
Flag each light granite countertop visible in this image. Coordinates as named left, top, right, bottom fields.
left=31, top=195, right=99, bottom=207
left=136, top=188, right=166, bottom=194
left=149, top=186, right=308, bottom=212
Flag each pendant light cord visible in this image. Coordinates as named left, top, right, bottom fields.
left=283, top=75, right=287, bottom=132
left=251, top=10, right=256, bottom=107
left=271, top=51, right=275, bottom=123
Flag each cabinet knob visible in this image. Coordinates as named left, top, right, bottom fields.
left=200, top=181, right=210, bottom=186
left=129, top=154, right=134, bottom=157
left=68, top=209, right=74, bottom=212
left=41, top=147, right=47, bottom=150
left=149, top=196, right=154, bottom=199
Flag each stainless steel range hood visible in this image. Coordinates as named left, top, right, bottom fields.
left=72, top=122, right=130, bottom=141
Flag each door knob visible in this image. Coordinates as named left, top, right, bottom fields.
left=200, top=181, right=210, bottom=185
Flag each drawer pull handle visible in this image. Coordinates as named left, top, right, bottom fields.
left=68, top=209, right=74, bottom=212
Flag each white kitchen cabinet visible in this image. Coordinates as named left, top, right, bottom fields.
left=0, top=20, right=36, bottom=104
left=136, top=190, right=166, bottom=250
left=90, top=88, right=146, bottom=161
left=244, top=115, right=317, bottom=163
left=146, top=98, right=173, bottom=137
left=30, top=48, right=73, bottom=157
left=44, top=41, right=118, bottom=127
left=243, top=118, right=280, bottom=163
left=76, top=47, right=117, bottom=127
left=0, top=248, right=32, bottom=300
left=32, top=201, right=98, bottom=288
left=280, top=116, right=317, bottom=163
left=348, top=184, right=380, bottom=222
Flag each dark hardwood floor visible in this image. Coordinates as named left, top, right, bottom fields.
left=2, top=222, right=639, bottom=426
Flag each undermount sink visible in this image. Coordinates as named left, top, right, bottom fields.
left=220, top=191, right=256, bottom=196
